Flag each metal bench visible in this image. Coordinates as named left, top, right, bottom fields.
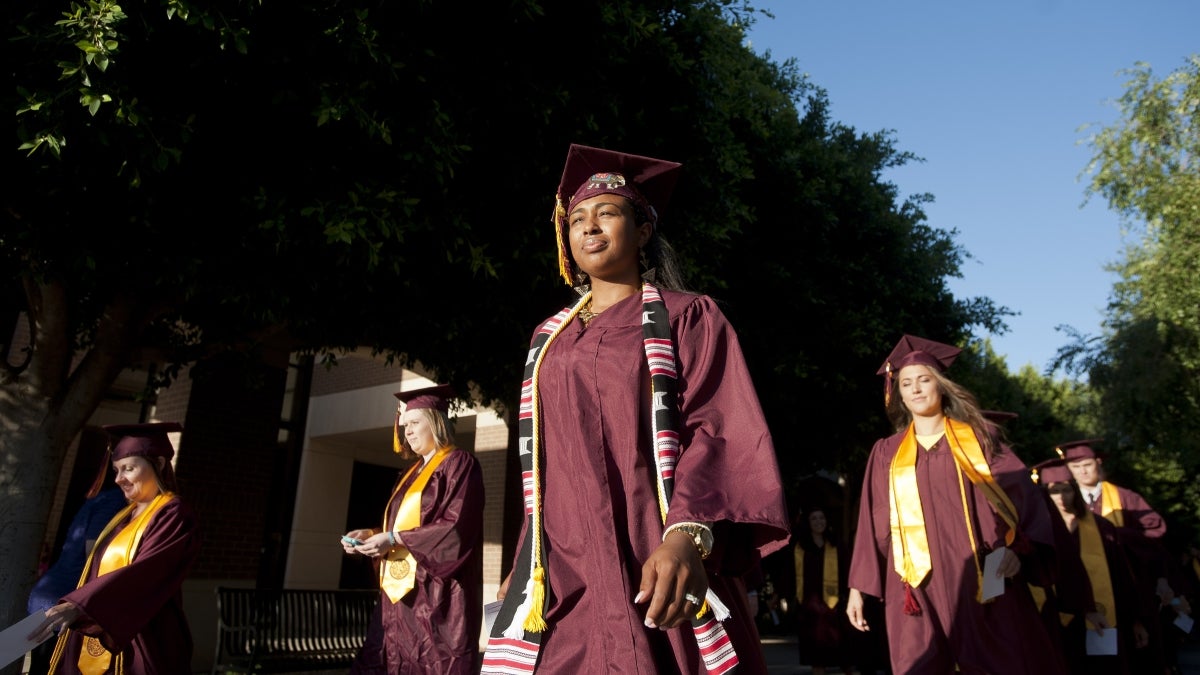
left=211, top=587, right=379, bottom=674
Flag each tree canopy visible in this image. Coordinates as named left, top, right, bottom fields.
left=3, top=0, right=1013, bottom=637
left=1066, top=55, right=1200, bottom=543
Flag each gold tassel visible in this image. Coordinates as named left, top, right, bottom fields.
left=393, top=408, right=402, bottom=454
left=522, top=565, right=549, bottom=633
left=553, top=196, right=572, bottom=286
left=694, top=599, right=709, bottom=619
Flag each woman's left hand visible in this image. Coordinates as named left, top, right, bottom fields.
left=995, top=547, right=1021, bottom=578
left=635, top=532, right=708, bottom=630
left=357, top=531, right=398, bottom=559
left=27, top=602, right=81, bottom=644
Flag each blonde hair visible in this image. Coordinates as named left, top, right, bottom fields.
left=398, top=408, right=457, bottom=458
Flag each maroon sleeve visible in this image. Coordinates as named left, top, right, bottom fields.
left=401, top=449, right=486, bottom=579
left=662, top=294, right=791, bottom=566
left=848, top=436, right=893, bottom=599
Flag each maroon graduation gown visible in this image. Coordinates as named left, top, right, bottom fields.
left=516, top=289, right=791, bottom=674
left=1051, top=512, right=1145, bottom=674
left=352, top=447, right=485, bottom=675
left=1092, top=481, right=1171, bottom=673
left=794, top=539, right=852, bottom=668
left=53, top=497, right=200, bottom=675
left=847, top=431, right=1067, bottom=674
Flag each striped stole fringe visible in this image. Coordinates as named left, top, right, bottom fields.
left=480, top=284, right=739, bottom=674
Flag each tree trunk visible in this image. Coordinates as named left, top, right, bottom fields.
left=0, top=395, right=64, bottom=675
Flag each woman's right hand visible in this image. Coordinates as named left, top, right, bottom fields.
left=27, top=602, right=80, bottom=644
left=846, top=588, right=869, bottom=632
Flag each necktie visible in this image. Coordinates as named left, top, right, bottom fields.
left=1087, top=492, right=1098, bottom=506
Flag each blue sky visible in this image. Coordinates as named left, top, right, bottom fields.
left=744, top=0, right=1198, bottom=376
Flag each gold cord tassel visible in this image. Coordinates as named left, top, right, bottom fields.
left=523, top=565, right=549, bottom=633
left=392, top=408, right=402, bottom=454
left=553, top=196, right=572, bottom=285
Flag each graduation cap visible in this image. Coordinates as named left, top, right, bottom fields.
left=102, top=422, right=183, bottom=461
left=875, top=334, right=962, bottom=405
left=552, top=143, right=683, bottom=285
left=1031, top=457, right=1073, bottom=485
left=1055, top=438, right=1105, bottom=461
left=92, top=422, right=184, bottom=496
left=392, top=384, right=456, bottom=453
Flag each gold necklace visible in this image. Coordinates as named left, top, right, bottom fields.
left=578, top=301, right=601, bottom=326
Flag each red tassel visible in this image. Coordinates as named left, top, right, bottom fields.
left=903, top=583, right=922, bottom=616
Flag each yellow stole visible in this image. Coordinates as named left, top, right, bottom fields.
left=889, top=419, right=1020, bottom=598
left=1098, top=481, right=1124, bottom=527
left=48, top=493, right=174, bottom=675
left=795, top=542, right=839, bottom=609
left=1078, top=511, right=1117, bottom=628
left=380, top=448, right=450, bottom=603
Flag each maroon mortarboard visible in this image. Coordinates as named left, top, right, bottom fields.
left=394, top=384, right=456, bottom=412
left=552, top=143, right=683, bottom=285
left=392, top=384, right=456, bottom=453
left=102, top=422, right=183, bottom=461
left=1031, top=457, right=1073, bottom=485
left=1055, top=438, right=1105, bottom=461
left=875, top=334, right=962, bottom=405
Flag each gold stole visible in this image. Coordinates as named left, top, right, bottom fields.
left=380, top=448, right=450, bottom=603
left=48, top=493, right=174, bottom=675
left=889, top=419, right=1020, bottom=598
left=1078, top=511, right=1117, bottom=628
left=1099, top=482, right=1124, bottom=527
left=795, top=543, right=839, bottom=609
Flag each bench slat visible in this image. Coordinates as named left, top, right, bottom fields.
left=212, top=587, right=379, bottom=674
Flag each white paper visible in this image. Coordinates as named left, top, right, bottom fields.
left=1175, top=612, right=1194, bottom=634
left=483, top=600, right=503, bottom=637
left=0, top=611, right=52, bottom=670
left=980, top=547, right=1006, bottom=601
left=1085, top=626, right=1118, bottom=655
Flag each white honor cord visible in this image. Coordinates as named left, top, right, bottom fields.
left=706, top=589, right=730, bottom=621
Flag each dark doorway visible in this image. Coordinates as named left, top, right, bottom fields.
left=339, top=459, right=413, bottom=589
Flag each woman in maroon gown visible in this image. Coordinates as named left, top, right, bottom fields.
left=792, top=506, right=856, bottom=675
left=344, top=384, right=485, bottom=675
left=480, top=144, right=790, bottom=674
left=845, top=335, right=1066, bottom=674
left=30, top=422, right=201, bottom=674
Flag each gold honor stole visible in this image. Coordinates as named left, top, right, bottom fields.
left=889, top=419, right=1020, bottom=600
left=381, top=448, right=450, bottom=603
left=1098, top=482, right=1124, bottom=527
left=795, top=544, right=839, bottom=609
left=1078, top=511, right=1117, bottom=629
left=49, top=492, right=175, bottom=675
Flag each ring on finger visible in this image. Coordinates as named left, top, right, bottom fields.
left=684, top=592, right=702, bottom=605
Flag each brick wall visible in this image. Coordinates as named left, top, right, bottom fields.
left=176, top=355, right=289, bottom=580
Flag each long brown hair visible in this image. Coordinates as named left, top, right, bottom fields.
left=884, top=366, right=1003, bottom=456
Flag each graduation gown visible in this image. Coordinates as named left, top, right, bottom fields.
left=1090, top=481, right=1171, bottom=674
left=51, top=496, right=200, bottom=675
left=517, top=289, right=791, bottom=674
left=848, top=430, right=1066, bottom=674
left=352, top=447, right=485, bottom=675
left=1051, top=511, right=1145, bottom=675
left=793, top=539, right=852, bottom=668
